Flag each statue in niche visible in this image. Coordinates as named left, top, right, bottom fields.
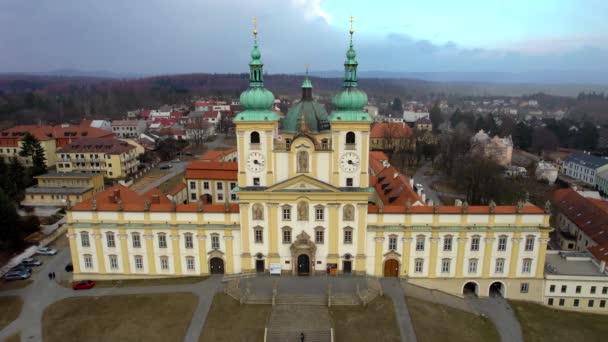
left=297, top=202, right=308, bottom=221
left=343, top=204, right=354, bottom=221
left=252, top=204, right=264, bottom=220
left=297, top=150, right=309, bottom=173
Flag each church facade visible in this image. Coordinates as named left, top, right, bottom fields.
left=64, top=25, right=551, bottom=301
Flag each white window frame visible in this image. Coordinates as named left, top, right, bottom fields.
left=211, top=235, right=220, bottom=249
left=158, top=234, right=167, bottom=248
left=468, top=259, right=478, bottom=273
left=109, top=255, right=118, bottom=269
left=80, top=232, right=90, bottom=247
left=441, top=259, right=451, bottom=273
left=184, top=234, right=193, bottom=249
left=84, top=254, right=93, bottom=269
left=497, top=236, right=507, bottom=251
left=495, top=258, right=505, bottom=273
left=186, top=256, right=195, bottom=271
left=132, top=233, right=141, bottom=248
left=106, top=233, right=116, bottom=248
left=134, top=255, right=143, bottom=270
left=414, top=259, right=424, bottom=273
left=470, top=236, right=480, bottom=251
left=160, top=256, right=169, bottom=270
left=443, top=236, right=452, bottom=251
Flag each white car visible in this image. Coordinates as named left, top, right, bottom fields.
left=415, top=183, right=423, bottom=190
left=36, top=247, right=58, bottom=256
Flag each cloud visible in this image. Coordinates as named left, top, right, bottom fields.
left=0, top=0, right=605, bottom=75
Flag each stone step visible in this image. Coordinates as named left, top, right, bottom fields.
left=246, top=297, right=272, bottom=304
left=331, top=295, right=360, bottom=305
left=266, top=330, right=331, bottom=342
left=276, top=295, right=326, bottom=306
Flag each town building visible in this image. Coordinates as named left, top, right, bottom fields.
left=111, top=120, right=147, bottom=138
left=535, top=161, right=558, bottom=184
left=414, top=117, right=432, bottom=132
left=22, top=172, right=105, bottom=208
left=370, top=122, right=414, bottom=151
left=0, top=124, right=114, bottom=167
left=561, top=151, right=608, bottom=186
left=403, top=111, right=429, bottom=126
left=200, top=148, right=238, bottom=162
left=551, top=188, right=608, bottom=252
left=56, top=137, right=140, bottom=179
left=543, top=251, right=608, bottom=313
left=64, top=24, right=551, bottom=302
left=185, top=161, right=238, bottom=204
left=470, top=130, right=513, bottom=166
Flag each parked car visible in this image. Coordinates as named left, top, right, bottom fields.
left=3, top=271, right=30, bottom=281
left=10, top=264, right=32, bottom=274
left=36, top=247, right=58, bottom=256
left=184, top=152, right=195, bottom=157
left=72, top=280, right=95, bottom=290
left=171, top=158, right=180, bottom=163
left=65, top=263, right=73, bottom=272
left=21, top=258, right=42, bottom=267
left=159, top=164, right=173, bottom=170
left=415, top=183, right=423, bottom=190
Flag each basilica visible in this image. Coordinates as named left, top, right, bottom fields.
left=64, top=23, right=551, bottom=300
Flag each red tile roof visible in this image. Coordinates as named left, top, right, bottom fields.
left=0, top=125, right=114, bottom=146
left=552, top=188, right=608, bottom=248
left=185, top=161, right=238, bottom=180
left=58, top=137, right=136, bottom=154
left=370, top=122, right=413, bottom=139
left=200, top=148, right=237, bottom=162
left=71, top=184, right=239, bottom=213
left=369, top=151, right=423, bottom=209
left=168, top=182, right=186, bottom=196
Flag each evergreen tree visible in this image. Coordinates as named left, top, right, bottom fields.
left=429, top=103, right=442, bottom=132
left=0, top=188, right=23, bottom=250
left=8, top=157, right=26, bottom=197
left=391, top=97, right=403, bottom=112
left=19, top=132, right=47, bottom=176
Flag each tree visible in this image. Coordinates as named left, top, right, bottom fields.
left=513, top=122, right=533, bottom=149
left=575, top=121, right=598, bottom=150
left=0, top=188, right=24, bottom=250
left=18, top=132, right=47, bottom=176
left=8, top=157, right=25, bottom=198
left=531, top=127, right=559, bottom=155
left=438, top=123, right=471, bottom=176
left=391, top=97, right=402, bottom=112
left=187, top=117, right=212, bottom=147
left=450, top=109, right=475, bottom=131
left=429, top=103, right=442, bottom=132
left=157, top=137, right=180, bottom=161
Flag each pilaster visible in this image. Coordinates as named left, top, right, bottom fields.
left=327, top=203, right=340, bottom=263
left=509, top=232, right=522, bottom=278
left=224, top=234, right=234, bottom=274
left=118, top=229, right=130, bottom=274
left=374, top=233, right=385, bottom=276
left=482, top=233, right=495, bottom=278
left=171, top=234, right=182, bottom=275
left=144, top=230, right=156, bottom=274
left=267, top=203, right=279, bottom=263
left=401, top=233, right=412, bottom=276
left=66, top=231, right=81, bottom=274
left=428, top=232, right=440, bottom=278
left=92, top=230, right=106, bottom=274
left=455, top=232, right=467, bottom=278
left=355, top=203, right=367, bottom=271
left=536, top=233, right=551, bottom=278
left=197, top=234, right=208, bottom=274
left=239, top=203, right=252, bottom=271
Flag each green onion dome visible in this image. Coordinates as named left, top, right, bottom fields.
left=332, top=87, right=368, bottom=111
left=240, top=87, right=275, bottom=111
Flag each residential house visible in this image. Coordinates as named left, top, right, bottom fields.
left=22, top=172, right=105, bottom=208
left=370, top=122, right=414, bottom=151
left=561, top=151, right=608, bottom=186
left=470, top=130, right=513, bottom=166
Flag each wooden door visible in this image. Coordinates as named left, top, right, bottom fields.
left=210, top=258, right=225, bottom=274
left=256, top=259, right=265, bottom=273
left=384, top=259, right=399, bottom=277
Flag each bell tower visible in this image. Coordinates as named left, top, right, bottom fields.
left=328, top=16, right=372, bottom=188
left=234, top=17, right=280, bottom=188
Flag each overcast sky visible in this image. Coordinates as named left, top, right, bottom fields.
left=1, top=0, right=607, bottom=74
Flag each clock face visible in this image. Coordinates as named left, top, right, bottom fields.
left=246, top=152, right=265, bottom=173
left=340, top=152, right=360, bottom=173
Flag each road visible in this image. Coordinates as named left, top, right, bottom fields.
left=413, top=162, right=441, bottom=205
left=205, top=133, right=234, bottom=150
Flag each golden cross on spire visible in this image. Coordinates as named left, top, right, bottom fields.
left=253, top=16, right=258, bottom=40
left=349, top=15, right=355, bottom=34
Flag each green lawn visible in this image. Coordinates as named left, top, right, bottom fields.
left=158, top=172, right=185, bottom=194
left=407, top=296, right=499, bottom=342
left=0, top=296, right=23, bottom=331
left=61, top=276, right=208, bottom=289
left=511, top=300, right=608, bottom=342
left=330, top=296, right=401, bottom=342
left=43, top=293, right=198, bottom=342
left=199, top=293, right=271, bottom=342
left=1, top=333, right=20, bottom=342
left=0, top=280, right=32, bottom=292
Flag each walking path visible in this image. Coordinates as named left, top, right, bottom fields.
left=0, top=245, right=222, bottom=342
left=381, top=278, right=418, bottom=342
left=467, top=295, right=523, bottom=342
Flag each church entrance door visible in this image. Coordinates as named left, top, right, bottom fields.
left=384, top=259, right=399, bottom=277
left=343, top=261, right=352, bottom=274
left=210, top=258, right=224, bottom=274
left=297, top=254, right=310, bottom=276
left=256, top=259, right=265, bottom=273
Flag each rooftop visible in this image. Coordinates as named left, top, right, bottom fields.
left=565, top=151, right=608, bottom=169
left=25, top=185, right=93, bottom=195
left=545, top=251, right=607, bottom=277
left=58, top=137, right=136, bottom=154
left=0, top=124, right=113, bottom=142
left=34, top=172, right=101, bottom=179
left=370, top=122, right=412, bottom=139
left=185, top=161, right=238, bottom=180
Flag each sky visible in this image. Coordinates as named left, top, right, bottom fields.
left=0, top=0, right=607, bottom=75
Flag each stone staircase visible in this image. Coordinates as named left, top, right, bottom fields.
left=265, top=305, right=332, bottom=342
left=266, top=330, right=331, bottom=342
left=275, top=294, right=327, bottom=306
left=331, top=294, right=359, bottom=306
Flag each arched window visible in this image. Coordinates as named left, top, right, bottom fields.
left=345, top=131, right=356, bottom=145
left=80, top=232, right=90, bottom=248
left=250, top=131, right=260, bottom=144
left=468, top=258, right=479, bottom=273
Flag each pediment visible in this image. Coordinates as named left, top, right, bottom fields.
left=266, top=175, right=340, bottom=193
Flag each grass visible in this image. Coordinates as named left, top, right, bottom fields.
left=199, top=293, right=271, bottom=342
left=511, top=300, right=608, bottom=342
left=0, top=280, right=32, bottom=292
left=43, top=293, right=198, bottom=342
left=158, top=172, right=185, bottom=194
left=406, top=296, right=499, bottom=342
left=330, top=296, right=401, bottom=342
left=60, top=276, right=208, bottom=289
left=0, top=296, right=23, bottom=331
